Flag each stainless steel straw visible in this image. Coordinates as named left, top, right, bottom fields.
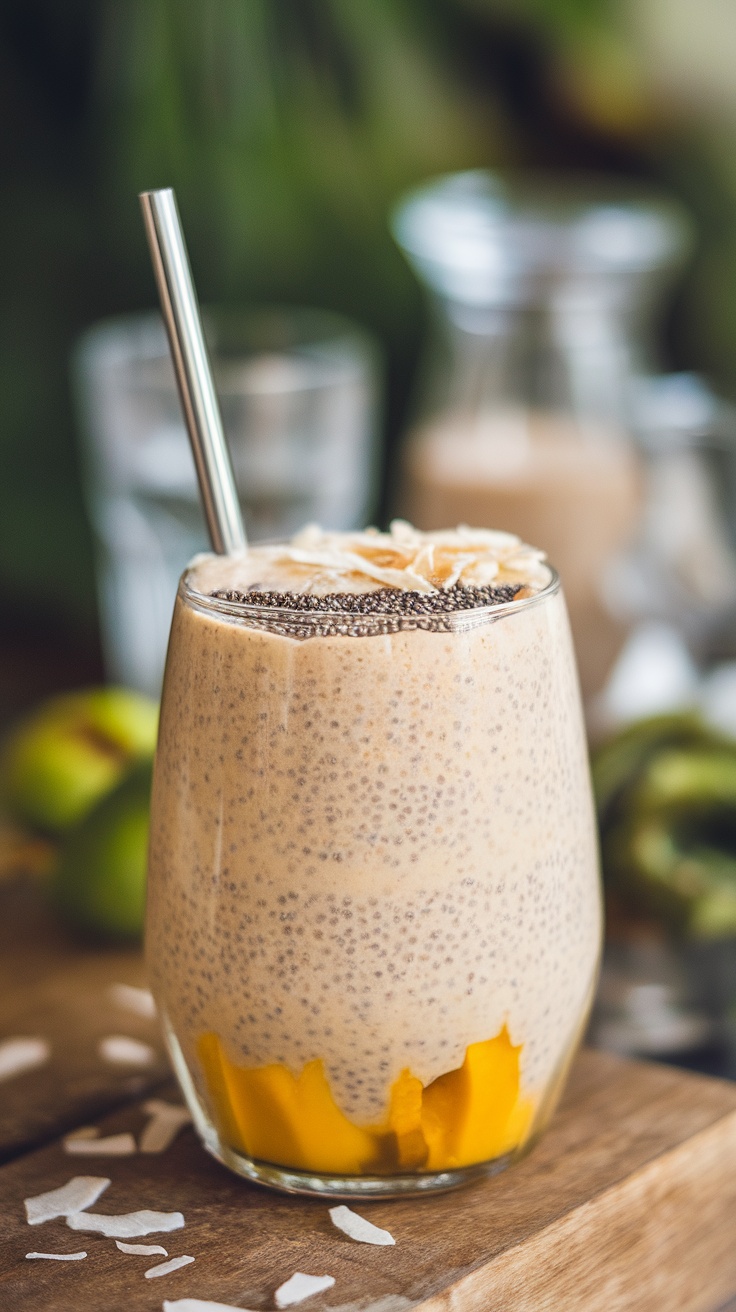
left=139, top=187, right=246, bottom=555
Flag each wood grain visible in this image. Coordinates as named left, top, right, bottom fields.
left=0, top=881, right=168, bottom=1162
left=1, top=1049, right=735, bottom=1312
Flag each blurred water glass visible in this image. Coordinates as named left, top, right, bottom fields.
left=74, top=307, right=381, bottom=695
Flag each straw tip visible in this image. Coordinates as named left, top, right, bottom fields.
left=139, top=187, right=175, bottom=205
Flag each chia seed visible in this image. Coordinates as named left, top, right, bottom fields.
left=210, top=583, right=523, bottom=614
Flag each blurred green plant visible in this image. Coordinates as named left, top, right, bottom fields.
left=98, top=0, right=501, bottom=396
left=5, top=0, right=736, bottom=666
left=594, top=715, right=736, bottom=939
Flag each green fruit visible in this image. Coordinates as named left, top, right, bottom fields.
left=597, top=716, right=736, bottom=939
left=591, top=712, right=710, bottom=828
left=50, top=760, right=152, bottom=939
left=634, top=748, right=736, bottom=814
left=0, top=687, right=158, bottom=834
left=607, top=812, right=736, bottom=939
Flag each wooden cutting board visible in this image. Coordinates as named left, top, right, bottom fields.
left=2, top=881, right=736, bottom=1311
left=0, top=878, right=169, bottom=1164
left=0, top=951, right=170, bottom=1164
left=1, top=1049, right=736, bottom=1312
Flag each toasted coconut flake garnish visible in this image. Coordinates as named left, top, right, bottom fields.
left=270, top=522, right=547, bottom=594
left=26, top=1251, right=87, bottom=1260
left=0, top=1037, right=50, bottom=1082
left=163, top=1301, right=254, bottom=1312
left=98, top=1035, right=155, bottom=1066
left=108, top=983, right=158, bottom=1020
left=67, top=1209, right=185, bottom=1237
left=191, top=521, right=550, bottom=599
left=328, top=1204, right=396, bottom=1246
left=64, top=1133, right=136, bottom=1156
left=116, top=1241, right=168, bottom=1256
left=275, top=1272, right=336, bottom=1307
left=145, top=1255, right=195, bottom=1279
left=140, top=1100, right=191, bottom=1153
left=25, top=1176, right=110, bottom=1225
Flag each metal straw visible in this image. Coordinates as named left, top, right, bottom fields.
left=139, top=187, right=246, bottom=555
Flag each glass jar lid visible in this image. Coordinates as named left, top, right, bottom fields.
left=392, top=170, right=691, bottom=308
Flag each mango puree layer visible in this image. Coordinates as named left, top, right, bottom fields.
left=198, top=1025, right=534, bottom=1175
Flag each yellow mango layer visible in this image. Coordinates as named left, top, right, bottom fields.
left=198, top=1025, right=534, bottom=1175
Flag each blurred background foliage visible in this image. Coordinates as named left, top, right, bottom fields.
left=4, top=0, right=736, bottom=678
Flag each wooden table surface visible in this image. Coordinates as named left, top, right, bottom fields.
left=2, top=877, right=736, bottom=1312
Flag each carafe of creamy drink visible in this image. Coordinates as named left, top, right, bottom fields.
left=147, top=522, right=602, bottom=1196
left=392, top=171, right=689, bottom=701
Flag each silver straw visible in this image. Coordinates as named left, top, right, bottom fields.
left=139, top=188, right=246, bottom=555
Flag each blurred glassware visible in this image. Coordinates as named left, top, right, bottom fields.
left=391, top=169, right=690, bottom=700
left=74, top=307, right=381, bottom=696
left=591, top=940, right=714, bottom=1063
left=604, top=373, right=736, bottom=651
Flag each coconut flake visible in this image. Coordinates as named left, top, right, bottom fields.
left=108, top=983, right=158, bottom=1019
left=163, top=1302, right=254, bottom=1312
left=190, top=523, right=550, bottom=600
left=116, top=1241, right=168, bottom=1256
left=0, top=1037, right=50, bottom=1081
left=26, top=1251, right=87, bottom=1261
left=328, top=1205, right=395, bottom=1246
left=64, top=1132, right=137, bottom=1156
left=25, top=1176, right=110, bottom=1225
left=66, top=1126, right=99, bottom=1141
left=67, top=1209, right=185, bottom=1237
left=275, top=1273, right=336, bottom=1307
left=98, top=1035, right=155, bottom=1066
left=140, top=1100, right=191, bottom=1153
left=145, top=1255, right=195, bottom=1279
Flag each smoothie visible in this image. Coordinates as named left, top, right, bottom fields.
left=147, top=522, right=602, bottom=1188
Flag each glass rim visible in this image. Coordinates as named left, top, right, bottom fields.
left=178, top=560, right=561, bottom=634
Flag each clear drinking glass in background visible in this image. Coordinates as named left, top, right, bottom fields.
left=73, top=308, right=381, bottom=695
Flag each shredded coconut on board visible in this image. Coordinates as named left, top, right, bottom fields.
left=140, top=1100, right=192, bottom=1153
left=24, top=1176, right=110, bottom=1225
left=98, top=1035, right=156, bottom=1066
left=0, top=1037, right=50, bottom=1082
left=145, top=1255, right=195, bottom=1279
left=26, top=1251, right=87, bottom=1261
left=275, top=1272, right=336, bottom=1307
left=328, top=1204, right=395, bottom=1246
left=116, top=1240, right=168, bottom=1256
left=108, top=983, right=158, bottom=1019
left=67, top=1208, right=185, bottom=1237
left=64, top=1132, right=137, bottom=1156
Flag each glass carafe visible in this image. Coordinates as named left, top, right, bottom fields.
left=392, top=170, right=689, bottom=701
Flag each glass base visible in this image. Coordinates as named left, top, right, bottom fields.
left=163, top=1015, right=519, bottom=1198
left=204, top=1133, right=514, bottom=1198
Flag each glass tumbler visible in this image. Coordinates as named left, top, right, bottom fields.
left=147, top=561, right=602, bottom=1197
left=74, top=307, right=380, bottom=696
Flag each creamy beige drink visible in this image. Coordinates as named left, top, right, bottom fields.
left=400, top=411, right=642, bottom=700
left=147, top=522, right=602, bottom=1193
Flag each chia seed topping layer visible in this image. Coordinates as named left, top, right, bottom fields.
left=209, top=582, right=524, bottom=614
